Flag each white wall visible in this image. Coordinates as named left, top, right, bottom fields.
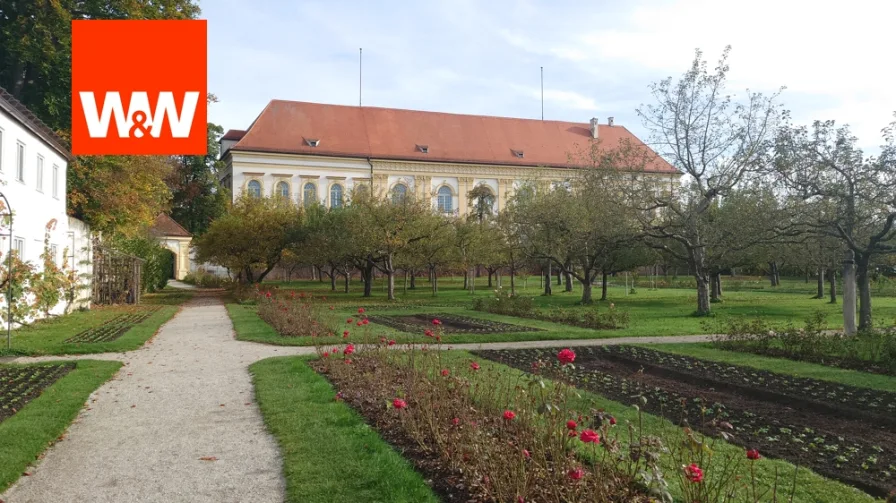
left=0, top=108, right=76, bottom=320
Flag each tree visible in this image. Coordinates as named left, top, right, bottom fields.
left=194, top=195, right=305, bottom=283
left=635, top=47, right=782, bottom=315
left=775, top=117, right=896, bottom=330
left=168, top=121, right=230, bottom=235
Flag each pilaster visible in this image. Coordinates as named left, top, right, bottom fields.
left=457, top=177, right=473, bottom=216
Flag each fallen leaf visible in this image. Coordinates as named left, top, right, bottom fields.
left=199, top=456, right=218, bottom=461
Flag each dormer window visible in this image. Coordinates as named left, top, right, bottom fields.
left=511, top=149, right=524, bottom=159
left=305, top=138, right=321, bottom=147
left=416, top=144, right=429, bottom=154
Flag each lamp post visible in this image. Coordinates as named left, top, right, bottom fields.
left=0, top=192, right=12, bottom=350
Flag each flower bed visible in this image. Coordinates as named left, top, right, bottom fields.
left=712, top=316, right=896, bottom=376
left=475, top=346, right=896, bottom=497
left=366, top=313, right=542, bottom=334
left=254, top=289, right=337, bottom=337
left=0, top=363, right=74, bottom=422
left=63, top=307, right=160, bottom=344
left=472, top=289, right=629, bottom=330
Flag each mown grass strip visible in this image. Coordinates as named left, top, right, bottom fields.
left=644, top=342, right=896, bottom=392
left=0, top=359, right=122, bottom=492
left=250, top=356, right=438, bottom=503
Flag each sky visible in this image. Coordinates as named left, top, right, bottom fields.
left=204, top=0, right=896, bottom=151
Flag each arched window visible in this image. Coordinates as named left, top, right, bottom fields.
left=437, top=185, right=453, bottom=213
left=303, top=182, right=317, bottom=207
left=276, top=181, right=290, bottom=199
left=330, top=183, right=344, bottom=208
left=247, top=180, right=261, bottom=198
left=391, top=183, right=408, bottom=204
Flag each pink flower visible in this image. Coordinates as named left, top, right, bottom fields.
left=265, top=292, right=271, bottom=298
left=358, top=307, right=365, bottom=314
left=424, top=329, right=434, bottom=337
left=335, top=391, right=343, bottom=400
left=746, top=449, right=761, bottom=461
left=441, top=369, right=450, bottom=376
left=346, top=318, right=353, bottom=324
left=322, top=352, right=330, bottom=358
left=522, top=449, right=531, bottom=459
left=362, top=319, right=369, bottom=325
left=566, top=420, right=577, bottom=430
left=432, top=319, right=442, bottom=325
left=503, top=410, right=516, bottom=421
left=557, top=348, right=576, bottom=365
left=568, top=468, right=584, bottom=481
left=343, top=344, right=355, bottom=356
left=343, top=331, right=350, bottom=338
left=579, top=429, right=600, bottom=444
left=451, top=417, right=460, bottom=426
left=393, top=398, right=407, bottom=409
left=470, top=361, right=480, bottom=371
left=344, top=359, right=352, bottom=364
left=388, top=339, right=396, bottom=346
left=356, top=321, right=362, bottom=326
left=684, top=463, right=704, bottom=483
left=609, top=416, right=617, bottom=426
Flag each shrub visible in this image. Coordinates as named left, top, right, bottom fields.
left=111, top=234, right=173, bottom=293
left=473, top=289, right=629, bottom=330
left=472, top=288, right=535, bottom=317
left=182, top=269, right=229, bottom=288
left=255, top=288, right=336, bottom=337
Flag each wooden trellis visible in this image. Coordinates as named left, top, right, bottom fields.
left=92, top=239, right=144, bottom=305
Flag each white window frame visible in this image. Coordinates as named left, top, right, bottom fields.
left=36, top=155, right=44, bottom=192
left=246, top=179, right=262, bottom=198
left=437, top=186, right=453, bottom=213
left=303, top=182, right=317, bottom=207
left=50, top=244, right=59, bottom=265
left=16, top=142, right=25, bottom=182
left=329, top=183, right=344, bottom=208
left=275, top=180, right=290, bottom=199
left=52, top=164, right=60, bottom=198
left=12, top=237, right=24, bottom=257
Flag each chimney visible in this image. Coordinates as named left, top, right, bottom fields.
left=589, top=117, right=599, bottom=139
left=608, top=117, right=614, bottom=127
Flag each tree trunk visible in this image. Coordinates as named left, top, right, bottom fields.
left=856, top=254, right=873, bottom=331
left=556, top=268, right=562, bottom=286
left=544, top=262, right=553, bottom=296
left=430, top=266, right=438, bottom=296
left=564, top=270, right=573, bottom=292
left=805, top=268, right=810, bottom=283
left=487, top=270, right=493, bottom=288
left=385, top=255, right=396, bottom=301
left=469, top=267, right=475, bottom=294
left=580, top=271, right=593, bottom=304
left=344, top=272, right=350, bottom=293
left=330, top=266, right=337, bottom=291
left=463, top=271, right=468, bottom=290
left=828, top=268, right=837, bottom=304
left=816, top=268, right=825, bottom=299
left=601, top=270, right=609, bottom=301
left=509, top=265, right=516, bottom=295
left=710, top=272, right=722, bottom=303
left=694, top=248, right=711, bottom=316
left=409, top=270, right=416, bottom=290
left=768, top=262, right=778, bottom=287
left=362, top=259, right=374, bottom=297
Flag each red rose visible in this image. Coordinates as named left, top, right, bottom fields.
left=322, top=352, right=330, bottom=358
left=568, top=468, right=583, bottom=481
left=343, top=344, right=355, bottom=356
left=684, top=463, right=704, bottom=483
left=356, top=321, right=362, bottom=326
left=358, top=307, right=365, bottom=314
left=362, top=319, right=369, bottom=325
left=265, top=292, right=271, bottom=298
left=746, top=449, right=761, bottom=461
left=470, top=362, right=480, bottom=371
left=579, top=429, right=600, bottom=444
left=344, top=359, right=352, bottom=364
left=346, top=318, right=353, bottom=324
left=329, top=306, right=335, bottom=310
left=452, top=417, right=460, bottom=426
left=393, top=398, right=407, bottom=409
left=609, top=416, right=617, bottom=426
left=432, top=319, right=442, bottom=325
left=424, top=329, right=434, bottom=337
left=441, top=369, right=450, bottom=376
left=388, top=340, right=396, bottom=346
left=522, top=449, right=531, bottom=459
left=557, top=348, right=576, bottom=365
left=566, top=420, right=577, bottom=430
left=503, top=410, right=516, bottom=421
left=343, top=331, right=350, bottom=338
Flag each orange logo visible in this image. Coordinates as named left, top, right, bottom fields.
left=71, top=20, right=207, bottom=155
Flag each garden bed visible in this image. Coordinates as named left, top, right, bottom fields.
left=717, top=346, right=896, bottom=376
left=0, top=363, right=75, bottom=423
left=366, top=313, right=542, bottom=334
left=475, top=346, right=896, bottom=498
left=63, top=307, right=160, bottom=343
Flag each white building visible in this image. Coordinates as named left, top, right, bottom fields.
left=0, top=86, right=91, bottom=317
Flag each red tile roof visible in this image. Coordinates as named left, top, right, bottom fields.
left=231, top=100, right=678, bottom=174
left=150, top=213, right=192, bottom=238
left=221, top=129, right=246, bottom=141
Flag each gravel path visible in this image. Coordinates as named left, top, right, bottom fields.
left=1, top=294, right=297, bottom=503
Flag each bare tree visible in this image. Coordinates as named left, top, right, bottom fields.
left=636, top=46, right=782, bottom=315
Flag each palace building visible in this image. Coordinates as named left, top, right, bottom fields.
left=218, top=100, right=679, bottom=215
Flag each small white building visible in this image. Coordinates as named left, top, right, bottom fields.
left=0, top=86, right=91, bottom=318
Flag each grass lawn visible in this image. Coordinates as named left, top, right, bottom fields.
left=232, top=276, right=896, bottom=346
left=0, top=287, right=190, bottom=357
left=0, top=359, right=122, bottom=492
left=446, top=350, right=878, bottom=503
left=645, top=342, right=896, bottom=392
left=250, top=356, right=438, bottom=503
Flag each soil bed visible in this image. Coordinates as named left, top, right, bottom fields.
left=367, top=313, right=542, bottom=334
left=0, top=363, right=75, bottom=423
left=64, top=307, right=160, bottom=343
left=715, top=345, right=896, bottom=377
left=475, top=346, right=896, bottom=498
